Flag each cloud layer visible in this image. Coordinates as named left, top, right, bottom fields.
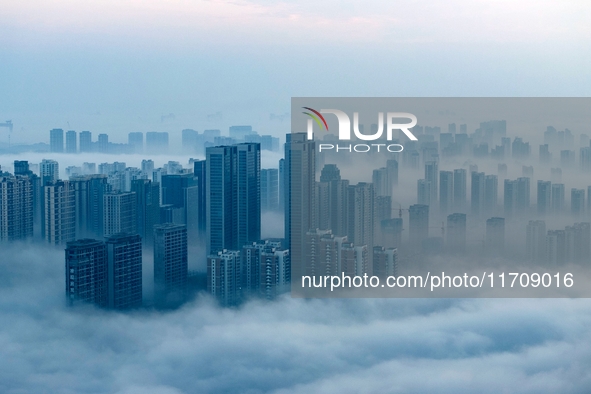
left=1, top=242, right=590, bottom=393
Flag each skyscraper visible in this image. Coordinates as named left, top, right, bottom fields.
left=105, top=233, right=142, bottom=309
left=40, top=159, right=59, bottom=186
left=50, top=129, right=64, bottom=153
left=0, top=174, right=33, bottom=241
left=453, top=169, right=467, bottom=212
left=571, top=188, right=585, bottom=215
left=516, top=177, right=531, bottom=215
left=193, top=160, right=207, bottom=236
left=154, top=223, right=188, bottom=307
left=551, top=183, right=565, bottom=213
left=386, top=159, right=398, bottom=191
left=425, top=161, right=438, bottom=205
left=79, top=131, right=92, bottom=153
left=372, top=246, right=397, bottom=278
left=44, top=180, right=76, bottom=245
left=97, top=134, right=109, bottom=154
left=128, top=132, right=143, bottom=153
left=65, top=130, right=77, bottom=153
left=285, top=133, right=315, bottom=284
left=131, top=179, right=160, bottom=246
left=484, top=175, right=498, bottom=216
left=161, top=173, right=199, bottom=239
left=347, top=182, right=374, bottom=262
left=206, top=143, right=261, bottom=253
left=103, top=192, right=137, bottom=237
left=417, top=179, right=431, bottom=206
left=526, top=220, right=546, bottom=262
left=261, top=168, right=279, bottom=211
left=65, top=239, right=108, bottom=307
left=70, top=175, right=110, bottom=239
left=207, top=249, right=241, bottom=306
left=409, top=204, right=429, bottom=250
left=471, top=172, right=485, bottom=216
left=446, top=213, right=466, bottom=253
left=537, top=181, right=551, bottom=215
left=372, top=167, right=389, bottom=197
left=439, top=171, right=453, bottom=213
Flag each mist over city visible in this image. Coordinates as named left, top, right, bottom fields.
left=2, top=0, right=591, bottom=393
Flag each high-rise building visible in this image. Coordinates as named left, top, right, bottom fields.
left=347, top=183, right=374, bottom=262
left=386, top=159, right=398, bottom=191
left=131, top=179, right=160, bottom=246
left=0, top=174, right=33, bottom=241
left=546, top=230, right=566, bottom=266
left=79, top=131, right=92, bottom=153
left=128, top=132, right=143, bottom=153
left=154, top=223, right=188, bottom=307
left=50, top=128, right=64, bottom=153
left=278, top=158, right=286, bottom=211
left=285, top=133, right=315, bottom=283
left=206, top=143, right=261, bottom=253
left=372, top=167, right=389, bottom=197
left=192, top=160, right=207, bottom=236
left=317, top=164, right=348, bottom=237
left=484, top=175, right=498, bottom=216
left=564, top=222, right=591, bottom=263
left=439, top=171, right=453, bottom=214
left=70, top=175, right=110, bottom=239
left=207, top=249, right=241, bottom=306
left=409, top=204, right=429, bottom=249
left=571, top=188, right=585, bottom=215
left=471, top=172, right=485, bottom=216
left=98, top=134, right=109, bottom=153
left=425, top=161, right=438, bottom=205
left=453, top=169, right=467, bottom=212
left=261, top=169, right=279, bottom=211
left=44, top=180, right=76, bottom=245
left=551, top=183, right=565, bottom=213
left=485, top=217, right=505, bottom=254
left=526, top=220, right=546, bottom=262
left=516, top=177, right=531, bottom=216
left=372, top=246, right=397, bottom=278
left=40, top=159, right=59, bottom=186
left=537, top=181, right=552, bottom=215
left=65, top=130, right=77, bottom=153
left=103, top=192, right=137, bottom=237
left=65, top=239, right=108, bottom=307
left=146, top=132, right=169, bottom=154
left=181, top=129, right=198, bottom=153
left=379, top=218, right=403, bottom=249
left=161, top=173, right=199, bottom=239
left=417, top=179, right=430, bottom=206
left=105, top=233, right=142, bottom=309
left=446, top=213, right=466, bottom=253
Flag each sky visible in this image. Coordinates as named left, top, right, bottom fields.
left=1, top=0, right=590, bottom=144
left=2, top=1, right=591, bottom=392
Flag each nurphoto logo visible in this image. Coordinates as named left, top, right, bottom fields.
left=302, top=107, right=418, bottom=153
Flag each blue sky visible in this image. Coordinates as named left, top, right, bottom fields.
left=1, top=0, right=590, bottom=143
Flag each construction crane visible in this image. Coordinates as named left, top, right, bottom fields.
left=0, top=120, right=13, bottom=133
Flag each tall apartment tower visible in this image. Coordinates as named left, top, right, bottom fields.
left=79, top=131, right=92, bottom=153
left=0, top=174, right=33, bottom=241
left=471, top=172, right=485, bottom=216
left=571, top=188, right=585, bottom=215
left=285, top=133, right=315, bottom=283
left=409, top=204, right=429, bottom=250
left=40, top=159, right=59, bottom=186
left=537, top=181, right=552, bottom=215
left=65, top=130, right=77, bottom=153
left=453, top=169, right=467, bottom=212
left=206, top=143, right=261, bottom=254
left=103, top=192, right=137, bottom=237
left=105, top=233, right=143, bottom=309
left=128, top=132, right=143, bottom=153
left=446, top=213, right=467, bottom=254
left=261, top=168, right=279, bottom=211
left=131, top=179, right=160, bottom=246
left=439, top=171, right=453, bottom=214
left=551, top=184, right=565, bottom=213
left=161, top=173, right=199, bottom=239
left=65, top=239, right=108, bottom=307
left=70, top=175, right=110, bottom=239
left=486, top=217, right=505, bottom=254
left=386, top=159, right=398, bottom=191
left=526, top=220, right=546, bottom=262
left=372, top=167, right=389, bottom=197
left=50, top=128, right=64, bottom=153
left=193, top=160, right=207, bottom=236
left=347, top=182, right=374, bottom=269
left=44, top=180, right=76, bottom=245
left=425, top=161, right=438, bottom=205
left=207, top=249, right=241, bottom=306
left=154, top=223, right=188, bottom=307
left=484, top=175, right=498, bottom=216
